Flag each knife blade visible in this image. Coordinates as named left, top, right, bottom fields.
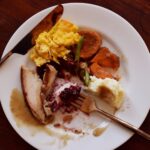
left=0, top=4, right=63, bottom=66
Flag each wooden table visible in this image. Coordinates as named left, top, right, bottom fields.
left=0, top=0, right=150, bottom=149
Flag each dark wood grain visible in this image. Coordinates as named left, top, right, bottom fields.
left=0, top=0, right=150, bottom=149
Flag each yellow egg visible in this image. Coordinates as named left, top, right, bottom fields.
left=30, top=19, right=81, bottom=66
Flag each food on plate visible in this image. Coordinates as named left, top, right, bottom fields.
left=31, top=4, right=64, bottom=44
left=63, top=115, right=73, bottom=123
left=78, top=29, right=102, bottom=59
left=90, top=62, right=118, bottom=80
left=21, top=66, right=47, bottom=123
left=30, top=19, right=81, bottom=66
left=88, top=76, right=124, bottom=109
left=93, top=127, right=106, bottom=137
left=19, top=5, right=124, bottom=125
left=42, top=78, right=81, bottom=114
left=91, top=47, right=120, bottom=70
left=41, top=64, right=57, bottom=116
left=21, top=65, right=82, bottom=123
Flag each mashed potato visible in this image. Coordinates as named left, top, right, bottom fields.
left=30, top=19, right=81, bottom=66
left=88, top=76, right=124, bottom=109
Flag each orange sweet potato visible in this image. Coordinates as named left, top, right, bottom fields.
left=78, top=29, right=102, bottom=59
left=91, top=47, right=120, bottom=70
left=90, top=63, right=118, bottom=80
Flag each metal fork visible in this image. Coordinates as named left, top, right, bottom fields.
left=71, top=94, right=150, bottom=140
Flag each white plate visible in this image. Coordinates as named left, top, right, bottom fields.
left=0, top=3, right=150, bottom=150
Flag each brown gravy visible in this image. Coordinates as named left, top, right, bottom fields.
left=10, top=89, right=55, bottom=136
left=10, top=88, right=106, bottom=148
left=10, top=89, right=41, bottom=126
left=10, top=88, right=72, bottom=146
left=93, top=127, right=106, bottom=137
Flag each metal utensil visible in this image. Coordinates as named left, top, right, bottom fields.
left=71, top=93, right=150, bottom=140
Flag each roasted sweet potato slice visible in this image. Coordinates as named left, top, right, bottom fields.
left=91, top=47, right=120, bottom=70
left=78, top=29, right=102, bottom=59
left=90, top=63, right=118, bottom=80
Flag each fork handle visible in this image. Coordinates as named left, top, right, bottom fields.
left=96, top=108, right=150, bottom=140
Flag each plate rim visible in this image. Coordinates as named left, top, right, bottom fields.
left=1, top=2, right=150, bottom=150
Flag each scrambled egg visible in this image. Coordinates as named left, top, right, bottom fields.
left=88, top=76, right=124, bottom=109
left=30, top=19, right=81, bottom=66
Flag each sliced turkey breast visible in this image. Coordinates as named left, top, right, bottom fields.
left=21, top=66, right=47, bottom=124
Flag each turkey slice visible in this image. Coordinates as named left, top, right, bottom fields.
left=21, top=66, right=47, bottom=124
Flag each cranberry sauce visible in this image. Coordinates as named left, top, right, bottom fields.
left=59, top=85, right=81, bottom=104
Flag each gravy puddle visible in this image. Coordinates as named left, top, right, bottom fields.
left=10, top=88, right=110, bottom=148
left=10, top=89, right=73, bottom=147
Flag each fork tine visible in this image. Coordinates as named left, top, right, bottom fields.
left=70, top=95, right=85, bottom=108
left=78, top=96, right=83, bottom=101
left=76, top=98, right=83, bottom=104
left=79, top=93, right=86, bottom=99
left=70, top=101, right=81, bottom=108
left=76, top=99, right=83, bottom=105
left=70, top=93, right=87, bottom=109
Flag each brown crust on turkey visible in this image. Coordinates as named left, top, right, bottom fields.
left=41, top=65, right=57, bottom=117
